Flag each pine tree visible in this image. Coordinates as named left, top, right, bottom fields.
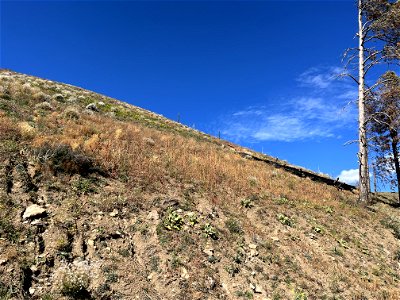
left=367, top=71, right=400, bottom=202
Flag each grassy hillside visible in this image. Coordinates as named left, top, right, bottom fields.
left=0, top=69, right=400, bottom=300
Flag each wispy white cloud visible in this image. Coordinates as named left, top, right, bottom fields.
left=219, top=66, right=357, bottom=143
left=221, top=96, right=355, bottom=142
left=337, top=168, right=359, bottom=185
left=296, top=66, right=343, bottom=89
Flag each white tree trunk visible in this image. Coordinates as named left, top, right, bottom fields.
left=358, top=0, right=370, bottom=203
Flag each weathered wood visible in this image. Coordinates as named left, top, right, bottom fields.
left=236, top=151, right=356, bottom=191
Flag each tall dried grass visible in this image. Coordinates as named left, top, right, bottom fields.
left=30, top=112, right=355, bottom=207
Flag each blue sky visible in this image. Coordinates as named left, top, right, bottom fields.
left=1, top=0, right=379, bottom=186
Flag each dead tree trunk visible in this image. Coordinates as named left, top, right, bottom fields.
left=358, top=0, right=370, bottom=203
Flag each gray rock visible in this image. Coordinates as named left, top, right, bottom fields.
left=86, top=103, right=99, bottom=112
left=53, top=93, right=64, bottom=102
left=23, top=204, right=46, bottom=220
left=205, top=276, right=216, bottom=290
left=143, top=137, right=155, bottom=146
left=109, top=209, right=119, bottom=217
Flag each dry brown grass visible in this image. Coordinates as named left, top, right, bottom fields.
left=28, top=111, right=355, bottom=210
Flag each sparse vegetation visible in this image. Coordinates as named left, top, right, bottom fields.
left=381, top=216, right=400, bottom=239
left=225, top=218, right=243, bottom=235
left=277, top=213, right=295, bottom=227
left=1, top=70, right=400, bottom=299
left=60, top=270, right=90, bottom=299
left=202, top=223, right=218, bottom=240
left=163, top=209, right=184, bottom=231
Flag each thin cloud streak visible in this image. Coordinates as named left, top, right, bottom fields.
left=296, top=66, right=343, bottom=89
left=220, top=66, right=358, bottom=143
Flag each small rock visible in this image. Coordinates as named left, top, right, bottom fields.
left=143, top=137, right=155, bottom=146
left=250, top=283, right=263, bottom=294
left=109, top=209, right=119, bottom=217
left=309, top=233, right=317, bottom=240
left=248, top=243, right=257, bottom=249
left=30, top=219, right=46, bottom=226
left=98, top=101, right=105, bottom=106
left=205, top=276, right=216, bottom=290
left=23, top=205, right=46, bottom=220
left=86, top=103, right=99, bottom=112
left=0, top=258, right=8, bottom=265
left=30, top=265, right=38, bottom=272
left=88, top=239, right=94, bottom=246
left=181, top=267, right=189, bottom=280
left=147, top=272, right=155, bottom=280
left=29, top=287, right=35, bottom=295
left=249, top=249, right=259, bottom=257
left=203, top=246, right=214, bottom=257
left=147, top=210, right=159, bottom=221
left=254, top=285, right=263, bottom=294
left=271, top=236, right=280, bottom=242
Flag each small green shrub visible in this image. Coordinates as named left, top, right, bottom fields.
left=225, top=264, right=240, bottom=277
left=186, top=213, right=198, bottom=227
left=323, top=206, right=334, bottom=214
left=233, top=250, right=245, bottom=264
left=241, top=198, right=254, bottom=208
left=163, top=209, right=184, bottom=231
left=41, top=293, right=54, bottom=300
left=225, top=218, right=243, bottom=234
left=275, top=196, right=290, bottom=205
left=381, top=217, right=400, bottom=239
left=170, top=253, right=182, bottom=269
left=277, top=214, right=294, bottom=227
left=60, top=270, right=90, bottom=298
left=202, top=223, right=218, bottom=240
left=0, top=281, right=12, bottom=299
left=236, top=290, right=253, bottom=299
left=0, top=213, right=19, bottom=243
left=313, top=226, right=324, bottom=234
left=73, top=177, right=97, bottom=195
left=294, top=288, right=308, bottom=300
left=394, top=249, right=400, bottom=261
left=56, top=238, right=72, bottom=253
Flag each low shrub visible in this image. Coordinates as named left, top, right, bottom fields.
left=60, top=270, right=90, bottom=299
left=381, top=217, right=400, bottom=239
left=225, top=218, right=243, bottom=234
left=33, top=143, right=102, bottom=176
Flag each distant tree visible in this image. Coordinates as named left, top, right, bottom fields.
left=342, top=0, right=399, bottom=203
left=365, top=0, right=400, bottom=60
left=367, top=71, right=400, bottom=202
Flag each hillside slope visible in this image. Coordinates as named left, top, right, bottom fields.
left=0, top=69, right=400, bottom=300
